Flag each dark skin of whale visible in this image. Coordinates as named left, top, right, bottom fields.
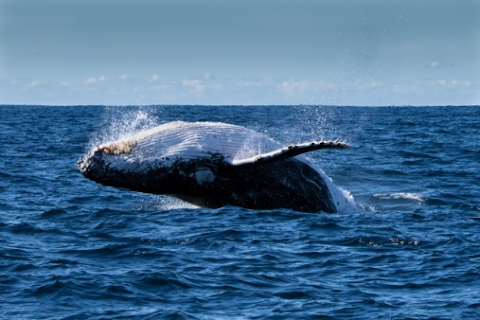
left=78, top=122, right=349, bottom=213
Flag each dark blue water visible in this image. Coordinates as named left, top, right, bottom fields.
left=1, top=105, right=479, bottom=319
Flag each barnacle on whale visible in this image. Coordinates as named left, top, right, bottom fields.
left=100, top=140, right=137, bottom=155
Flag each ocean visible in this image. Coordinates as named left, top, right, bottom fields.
left=1, top=105, right=479, bottom=319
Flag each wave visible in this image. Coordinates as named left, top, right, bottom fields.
left=360, top=192, right=427, bottom=212
left=373, top=192, right=425, bottom=203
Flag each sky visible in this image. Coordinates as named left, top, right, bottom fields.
left=1, top=0, right=479, bottom=106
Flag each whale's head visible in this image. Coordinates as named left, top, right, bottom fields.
left=77, top=139, right=166, bottom=192
left=78, top=139, right=137, bottom=174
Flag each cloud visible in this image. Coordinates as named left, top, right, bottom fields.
left=279, top=79, right=339, bottom=95
left=27, top=80, right=41, bottom=88
left=182, top=79, right=205, bottom=92
left=83, top=76, right=107, bottom=84
left=83, top=78, right=96, bottom=84
left=151, top=74, right=159, bottom=81
left=428, top=61, right=441, bottom=68
left=280, top=79, right=309, bottom=95
left=451, top=80, right=472, bottom=87
left=120, top=74, right=128, bottom=80
left=437, top=79, right=472, bottom=87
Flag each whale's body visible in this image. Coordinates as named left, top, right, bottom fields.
left=78, top=121, right=349, bottom=213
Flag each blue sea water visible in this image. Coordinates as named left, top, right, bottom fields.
left=0, top=105, right=479, bottom=319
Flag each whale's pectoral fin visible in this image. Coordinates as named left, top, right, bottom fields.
left=230, top=140, right=349, bottom=166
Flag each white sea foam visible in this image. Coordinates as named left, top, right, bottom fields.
left=136, top=195, right=199, bottom=211
left=373, top=192, right=425, bottom=203
left=319, top=171, right=357, bottom=214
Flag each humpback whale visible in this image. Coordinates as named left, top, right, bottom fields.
left=77, top=121, right=349, bottom=213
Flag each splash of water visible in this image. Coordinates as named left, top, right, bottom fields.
left=293, top=105, right=343, bottom=142
left=87, top=107, right=159, bottom=152
left=134, top=195, right=199, bottom=211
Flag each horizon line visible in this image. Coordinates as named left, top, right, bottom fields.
left=1, top=104, right=479, bottom=108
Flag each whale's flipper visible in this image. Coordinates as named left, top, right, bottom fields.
left=231, top=140, right=349, bottom=166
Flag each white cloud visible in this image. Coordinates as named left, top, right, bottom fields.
left=182, top=79, right=205, bottom=92
left=120, top=74, right=128, bottom=80
left=279, top=79, right=309, bottom=95
left=279, top=79, right=339, bottom=95
left=151, top=74, right=159, bottom=81
left=27, top=80, right=41, bottom=88
left=437, top=79, right=472, bottom=87
left=83, top=76, right=107, bottom=84
left=84, top=77, right=96, bottom=84
left=451, top=80, right=472, bottom=87
left=437, top=79, right=447, bottom=86
left=428, top=61, right=441, bottom=68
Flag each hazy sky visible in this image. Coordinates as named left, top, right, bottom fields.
left=1, top=0, right=479, bottom=106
